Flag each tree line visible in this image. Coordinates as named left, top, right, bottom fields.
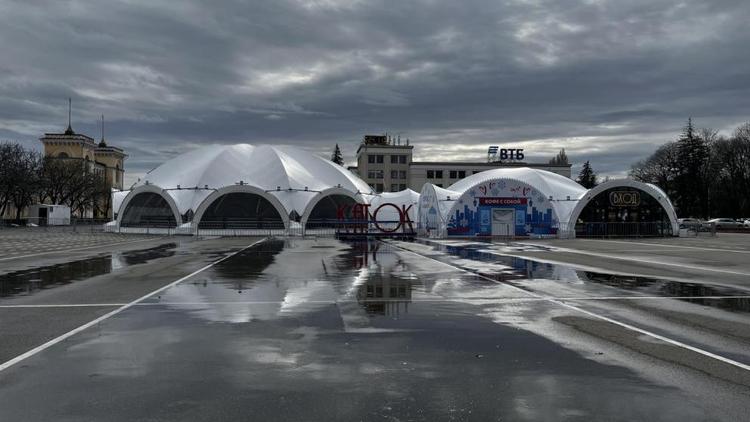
left=0, top=142, right=111, bottom=220
left=630, top=119, right=750, bottom=219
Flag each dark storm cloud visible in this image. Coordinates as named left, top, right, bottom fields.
left=1, top=0, right=749, bottom=184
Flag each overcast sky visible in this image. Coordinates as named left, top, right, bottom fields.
left=1, top=0, right=749, bottom=187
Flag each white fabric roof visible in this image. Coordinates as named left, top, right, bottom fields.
left=131, top=144, right=373, bottom=215
left=112, top=190, right=128, bottom=215
left=448, top=167, right=586, bottom=200
left=369, top=189, right=420, bottom=222
left=443, top=167, right=587, bottom=224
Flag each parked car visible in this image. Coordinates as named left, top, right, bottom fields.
left=706, top=218, right=743, bottom=229
left=677, top=218, right=703, bottom=230
left=743, top=219, right=750, bottom=228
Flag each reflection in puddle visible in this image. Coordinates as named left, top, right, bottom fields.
left=0, top=243, right=177, bottom=298
left=356, top=277, right=412, bottom=316
left=165, top=240, right=421, bottom=322
left=580, top=271, right=750, bottom=312
left=420, top=240, right=750, bottom=314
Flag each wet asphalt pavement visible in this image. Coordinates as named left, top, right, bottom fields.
left=1, top=237, right=750, bottom=421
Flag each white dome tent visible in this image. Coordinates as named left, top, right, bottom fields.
left=114, top=144, right=374, bottom=234
left=419, top=168, right=588, bottom=238
left=369, top=189, right=420, bottom=232
left=565, top=179, right=678, bottom=238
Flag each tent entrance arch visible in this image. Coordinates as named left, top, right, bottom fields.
left=574, top=186, right=673, bottom=237
left=305, top=194, right=359, bottom=228
left=197, top=192, right=285, bottom=229
left=120, top=192, right=178, bottom=228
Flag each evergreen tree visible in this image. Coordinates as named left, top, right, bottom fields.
left=675, top=118, right=709, bottom=217
left=331, top=143, right=344, bottom=166
left=577, top=160, right=598, bottom=188
left=549, top=148, right=569, bottom=165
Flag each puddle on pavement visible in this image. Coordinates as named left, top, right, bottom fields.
left=418, top=240, right=750, bottom=314
left=0, top=243, right=177, bottom=298
left=165, top=239, right=422, bottom=320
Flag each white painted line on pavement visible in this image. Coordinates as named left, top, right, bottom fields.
left=0, top=237, right=267, bottom=373
left=577, top=238, right=750, bottom=254
left=514, top=242, right=750, bottom=277
left=0, top=236, right=165, bottom=262
left=1, top=295, right=749, bottom=309
left=390, top=242, right=750, bottom=372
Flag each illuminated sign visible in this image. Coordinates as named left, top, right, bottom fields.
left=478, top=197, right=528, bottom=206
left=609, top=191, right=641, bottom=207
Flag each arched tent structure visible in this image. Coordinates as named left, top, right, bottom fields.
left=565, top=179, right=678, bottom=238
left=113, top=144, right=374, bottom=233
left=421, top=168, right=587, bottom=237
left=112, top=189, right=129, bottom=219
left=417, top=185, right=459, bottom=237
left=369, top=189, right=420, bottom=232
left=117, top=184, right=182, bottom=228
left=193, top=185, right=290, bottom=229
left=300, top=187, right=366, bottom=229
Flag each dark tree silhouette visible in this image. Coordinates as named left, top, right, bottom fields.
left=549, top=148, right=569, bottom=165
left=577, top=160, right=598, bottom=188
left=331, top=143, right=344, bottom=165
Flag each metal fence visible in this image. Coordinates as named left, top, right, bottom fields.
left=677, top=222, right=717, bottom=237
left=0, top=217, right=111, bottom=233
left=571, top=222, right=674, bottom=238
left=107, top=219, right=416, bottom=237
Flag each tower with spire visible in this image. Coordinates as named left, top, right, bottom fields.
left=39, top=99, right=127, bottom=217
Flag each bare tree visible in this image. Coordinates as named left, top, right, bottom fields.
left=630, top=142, right=680, bottom=199
left=549, top=148, right=569, bottom=165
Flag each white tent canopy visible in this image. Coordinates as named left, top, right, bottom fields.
left=117, top=144, right=374, bottom=227
left=419, top=167, right=588, bottom=237
left=369, top=189, right=420, bottom=223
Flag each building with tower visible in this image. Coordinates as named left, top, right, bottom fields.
left=38, top=101, right=127, bottom=218
left=348, top=134, right=572, bottom=193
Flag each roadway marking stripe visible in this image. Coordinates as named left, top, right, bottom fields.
left=0, top=236, right=164, bottom=262
left=0, top=238, right=267, bottom=373
left=514, top=242, right=750, bottom=277
left=389, top=241, right=750, bottom=372
left=2, top=295, right=750, bottom=308
left=577, top=238, right=750, bottom=254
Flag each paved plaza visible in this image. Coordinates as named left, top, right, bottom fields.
left=0, top=231, right=749, bottom=421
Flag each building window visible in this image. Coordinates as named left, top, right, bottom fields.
left=376, top=183, right=384, bottom=192
left=458, top=170, right=466, bottom=178
left=368, top=170, right=384, bottom=179
left=391, top=170, right=398, bottom=179
left=427, top=170, right=434, bottom=178
left=376, top=155, right=384, bottom=163
left=368, top=155, right=376, bottom=164
left=391, top=184, right=399, bottom=192
left=473, top=170, right=482, bottom=174
left=435, top=170, right=443, bottom=178
left=390, top=155, right=398, bottom=164
left=449, top=170, right=457, bottom=178
left=399, top=184, right=406, bottom=190
left=399, top=155, right=407, bottom=164
left=399, top=170, right=407, bottom=179
left=435, top=184, right=443, bottom=188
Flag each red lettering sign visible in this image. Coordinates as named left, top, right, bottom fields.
left=478, top=197, right=528, bottom=206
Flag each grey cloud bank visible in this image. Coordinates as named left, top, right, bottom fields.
left=1, top=0, right=748, bottom=185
